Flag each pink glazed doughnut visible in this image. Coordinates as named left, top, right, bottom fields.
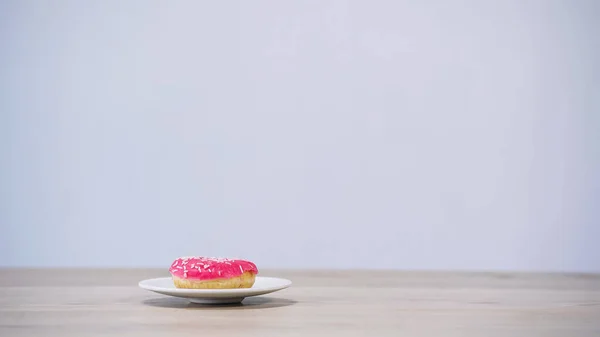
left=169, top=257, right=258, bottom=289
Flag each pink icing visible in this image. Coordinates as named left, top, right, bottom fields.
left=169, top=257, right=258, bottom=280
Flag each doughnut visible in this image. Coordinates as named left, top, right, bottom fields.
left=169, top=257, right=258, bottom=289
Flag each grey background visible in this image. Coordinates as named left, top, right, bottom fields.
left=1, top=0, right=599, bottom=271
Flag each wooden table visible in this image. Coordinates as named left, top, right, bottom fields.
left=1, top=269, right=599, bottom=336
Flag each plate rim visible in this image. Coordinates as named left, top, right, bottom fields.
left=138, top=276, right=292, bottom=295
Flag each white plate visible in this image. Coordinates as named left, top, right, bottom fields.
left=139, top=276, right=292, bottom=304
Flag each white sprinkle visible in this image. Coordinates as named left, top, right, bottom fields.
left=179, top=256, right=194, bottom=260
left=176, top=266, right=182, bottom=269
left=239, top=265, right=243, bottom=273
left=190, top=264, right=195, bottom=268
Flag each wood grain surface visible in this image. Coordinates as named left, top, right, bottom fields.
left=1, top=269, right=599, bottom=336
